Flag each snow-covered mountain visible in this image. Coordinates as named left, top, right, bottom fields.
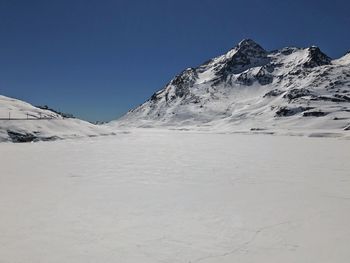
left=0, top=95, right=113, bottom=142
left=113, top=39, right=350, bottom=135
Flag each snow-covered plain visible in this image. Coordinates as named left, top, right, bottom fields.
left=1, top=130, right=349, bottom=263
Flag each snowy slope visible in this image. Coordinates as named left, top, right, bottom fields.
left=0, top=95, right=113, bottom=142
left=334, top=51, right=350, bottom=65
left=112, top=39, right=350, bottom=134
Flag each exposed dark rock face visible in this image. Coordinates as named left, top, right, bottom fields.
left=263, top=89, right=284, bottom=98
left=6, top=131, right=59, bottom=143
left=334, top=94, right=350, bottom=102
left=312, top=96, right=341, bottom=102
left=283, top=88, right=312, bottom=101
left=256, top=67, right=274, bottom=85
left=216, top=39, right=270, bottom=77
left=279, top=47, right=297, bottom=56
left=303, top=111, right=328, bottom=117
left=172, top=68, right=198, bottom=99
left=237, top=72, right=254, bottom=86
left=275, top=106, right=313, bottom=117
left=150, top=92, right=161, bottom=102
left=149, top=68, right=198, bottom=103
left=7, top=131, right=37, bottom=142
left=303, top=46, right=331, bottom=68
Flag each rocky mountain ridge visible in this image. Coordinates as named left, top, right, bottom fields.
left=113, top=39, right=350, bottom=135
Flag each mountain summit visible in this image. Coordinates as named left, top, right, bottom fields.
left=235, top=39, right=267, bottom=55
left=212, top=39, right=269, bottom=76
left=113, top=39, right=350, bottom=135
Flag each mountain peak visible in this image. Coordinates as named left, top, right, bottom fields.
left=235, top=39, right=266, bottom=53
left=304, top=45, right=331, bottom=68
left=237, top=38, right=259, bottom=47
left=214, top=39, right=269, bottom=75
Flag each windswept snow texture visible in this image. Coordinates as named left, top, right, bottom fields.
left=113, top=39, right=350, bottom=134
left=0, top=95, right=113, bottom=142
left=0, top=131, right=350, bottom=263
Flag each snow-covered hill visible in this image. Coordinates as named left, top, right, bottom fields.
left=0, top=95, right=113, bottom=142
left=112, top=39, right=350, bottom=135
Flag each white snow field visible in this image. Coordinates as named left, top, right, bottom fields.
left=0, top=130, right=350, bottom=263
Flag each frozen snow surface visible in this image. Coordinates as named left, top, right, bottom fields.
left=0, top=131, right=349, bottom=262
left=112, top=39, right=350, bottom=135
left=0, top=95, right=114, bottom=142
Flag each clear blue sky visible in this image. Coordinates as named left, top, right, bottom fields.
left=0, top=0, right=349, bottom=122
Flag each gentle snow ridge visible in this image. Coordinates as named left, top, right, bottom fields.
left=0, top=95, right=114, bottom=142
